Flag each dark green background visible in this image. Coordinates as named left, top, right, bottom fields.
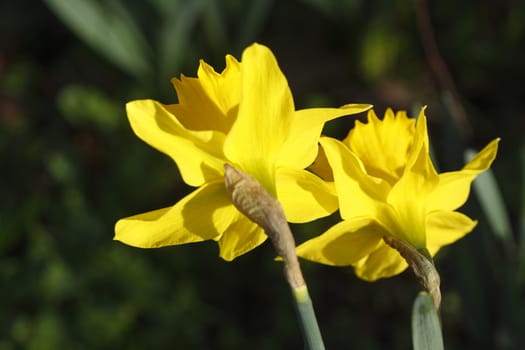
left=1, top=1, right=524, bottom=349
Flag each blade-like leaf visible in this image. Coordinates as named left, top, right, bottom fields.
left=45, top=0, right=152, bottom=79
left=157, top=0, right=204, bottom=82
left=412, top=292, right=444, bottom=350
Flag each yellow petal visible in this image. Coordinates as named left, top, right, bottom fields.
left=276, top=168, right=338, bottom=223
left=353, top=241, right=408, bottom=281
left=217, top=214, right=267, bottom=261
left=224, top=43, right=295, bottom=192
left=114, top=182, right=232, bottom=248
left=427, top=138, right=500, bottom=211
left=296, top=218, right=385, bottom=266
left=407, top=111, right=439, bottom=182
left=383, top=112, right=439, bottom=247
left=464, top=138, right=500, bottom=171
left=320, top=137, right=391, bottom=220
left=126, top=100, right=227, bottom=187
left=279, top=104, right=371, bottom=170
left=168, top=55, right=240, bottom=133
left=344, top=108, right=416, bottom=184
left=426, top=210, right=477, bottom=253
left=386, top=167, right=437, bottom=248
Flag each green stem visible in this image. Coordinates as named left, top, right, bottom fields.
left=293, top=285, right=325, bottom=350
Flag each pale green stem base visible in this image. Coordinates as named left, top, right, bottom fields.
left=292, top=285, right=325, bottom=350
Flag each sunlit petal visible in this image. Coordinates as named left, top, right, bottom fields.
left=426, top=210, right=477, bottom=251
left=217, top=215, right=267, bottom=261
left=406, top=112, right=439, bottom=182
left=168, top=55, right=240, bottom=133
left=126, top=100, right=226, bottom=187
left=428, top=138, right=500, bottom=211
left=344, top=108, right=415, bottom=184
left=320, top=137, right=391, bottom=220
left=386, top=169, right=437, bottom=248
left=114, top=182, right=231, bottom=248
left=197, top=55, right=241, bottom=123
left=276, top=168, right=338, bottom=223
left=353, top=242, right=408, bottom=281
left=296, top=218, right=385, bottom=266
left=224, top=43, right=295, bottom=191
left=279, top=104, right=371, bottom=169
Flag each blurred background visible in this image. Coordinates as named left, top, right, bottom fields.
left=1, top=0, right=524, bottom=349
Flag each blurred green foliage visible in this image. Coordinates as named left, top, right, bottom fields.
left=1, top=0, right=524, bottom=349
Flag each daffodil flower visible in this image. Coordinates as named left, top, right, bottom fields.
left=114, top=43, right=370, bottom=261
left=296, top=108, right=499, bottom=281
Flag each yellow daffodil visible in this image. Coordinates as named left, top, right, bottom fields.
left=114, top=43, right=371, bottom=261
left=296, top=108, right=499, bottom=281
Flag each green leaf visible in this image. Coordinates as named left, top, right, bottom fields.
left=157, top=0, right=205, bottom=83
left=57, top=84, right=122, bottom=131
left=518, top=145, right=525, bottom=285
left=412, top=292, right=444, bottom=350
left=45, top=0, right=152, bottom=80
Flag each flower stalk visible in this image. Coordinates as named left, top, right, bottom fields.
left=224, top=164, right=325, bottom=350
